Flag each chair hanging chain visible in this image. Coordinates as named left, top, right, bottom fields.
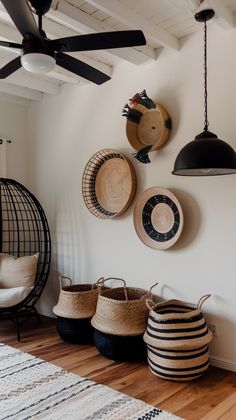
left=204, top=20, right=209, bottom=132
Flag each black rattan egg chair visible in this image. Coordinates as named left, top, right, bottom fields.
left=0, top=178, right=51, bottom=340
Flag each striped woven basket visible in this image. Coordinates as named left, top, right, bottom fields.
left=143, top=295, right=212, bottom=350
left=91, top=278, right=158, bottom=336
left=143, top=295, right=212, bottom=381
left=147, top=344, right=210, bottom=381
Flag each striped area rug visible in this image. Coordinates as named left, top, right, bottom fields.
left=0, top=343, right=181, bottom=420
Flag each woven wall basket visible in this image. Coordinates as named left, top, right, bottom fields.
left=82, top=149, right=136, bottom=219
left=91, top=278, right=158, bottom=336
left=143, top=295, right=212, bottom=350
left=126, top=103, right=171, bottom=152
left=133, top=187, right=184, bottom=250
left=122, top=90, right=172, bottom=164
left=53, top=276, right=104, bottom=319
left=147, top=344, right=210, bottom=381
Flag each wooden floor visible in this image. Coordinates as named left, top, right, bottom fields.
left=1, top=317, right=236, bottom=420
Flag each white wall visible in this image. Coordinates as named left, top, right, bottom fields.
left=29, top=24, right=236, bottom=370
left=0, top=98, right=29, bottom=183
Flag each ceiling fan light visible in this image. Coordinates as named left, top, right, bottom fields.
left=21, top=52, right=55, bottom=74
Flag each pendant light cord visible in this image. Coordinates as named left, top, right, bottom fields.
left=204, top=20, right=209, bottom=132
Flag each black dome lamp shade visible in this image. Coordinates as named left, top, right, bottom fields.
left=172, top=8, right=236, bottom=176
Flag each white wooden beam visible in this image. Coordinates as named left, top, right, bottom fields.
left=104, top=46, right=155, bottom=65
left=0, top=91, right=31, bottom=106
left=50, top=0, right=156, bottom=64
left=84, top=0, right=180, bottom=50
left=0, top=20, right=21, bottom=44
left=0, top=81, right=42, bottom=100
left=195, top=0, right=235, bottom=30
left=8, top=71, right=60, bottom=94
left=188, top=0, right=201, bottom=8
left=205, top=0, right=235, bottom=29
left=49, top=68, right=82, bottom=84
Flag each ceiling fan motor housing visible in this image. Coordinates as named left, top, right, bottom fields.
left=22, top=35, right=55, bottom=58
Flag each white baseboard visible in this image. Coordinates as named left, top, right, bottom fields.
left=210, top=356, right=236, bottom=372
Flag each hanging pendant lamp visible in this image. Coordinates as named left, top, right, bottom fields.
left=172, top=8, right=236, bottom=176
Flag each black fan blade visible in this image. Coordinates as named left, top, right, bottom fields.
left=1, top=0, right=41, bottom=39
left=0, top=57, right=22, bottom=79
left=51, top=30, right=146, bottom=53
left=56, top=53, right=111, bottom=85
left=0, top=40, right=22, bottom=49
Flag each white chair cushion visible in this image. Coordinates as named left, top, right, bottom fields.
left=0, top=253, right=39, bottom=288
left=0, top=286, right=33, bottom=307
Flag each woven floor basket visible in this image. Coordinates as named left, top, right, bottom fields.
left=53, top=276, right=103, bottom=319
left=91, top=278, right=158, bottom=336
left=143, top=295, right=212, bottom=381
left=147, top=344, right=210, bottom=381
left=143, top=295, right=212, bottom=350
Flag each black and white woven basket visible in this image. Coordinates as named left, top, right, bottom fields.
left=143, top=295, right=213, bottom=381
left=147, top=344, right=210, bottom=381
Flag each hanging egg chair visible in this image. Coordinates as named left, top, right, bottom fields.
left=0, top=178, right=51, bottom=340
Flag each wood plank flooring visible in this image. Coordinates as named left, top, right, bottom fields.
left=1, top=316, right=236, bottom=420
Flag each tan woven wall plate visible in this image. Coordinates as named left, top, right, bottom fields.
left=82, top=148, right=136, bottom=219
left=126, top=102, right=171, bottom=153
left=133, top=187, right=184, bottom=250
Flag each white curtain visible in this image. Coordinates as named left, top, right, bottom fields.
left=0, top=140, right=6, bottom=177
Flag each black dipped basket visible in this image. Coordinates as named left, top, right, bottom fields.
left=92, top=278, right=158, bottom=361
left=94, top=330, right=146, bottom=361
left=53, top=276, right=104, bottom=344
left=56, top=316, right=94, bottom=345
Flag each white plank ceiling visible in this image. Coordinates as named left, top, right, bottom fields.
left=0, top=0, right=235, bottom=103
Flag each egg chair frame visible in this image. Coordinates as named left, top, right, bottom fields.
left=0, top=178, right=51, bottom=340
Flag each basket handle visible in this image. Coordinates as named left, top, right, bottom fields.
left=59, top=276, right=72, bottom=289
left=146, top=298, right=156, bottom=310
left=92, top=277, right=105, bottom=290
left=100, top=277, right=128, bottom=300
left=140, top=282, right=158, bottom=302
left=197, top=294, right=211, bottom=310
left=149, top=282, right=159, bottom=295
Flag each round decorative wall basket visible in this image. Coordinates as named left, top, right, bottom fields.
left=82, top=148, right=136, bottom=219
left=133, top=187, right=183, bottom=250
left=122, top=90, right=172, bottom=163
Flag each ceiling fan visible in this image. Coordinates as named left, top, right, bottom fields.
left=0, top=0, right=146, bottom=84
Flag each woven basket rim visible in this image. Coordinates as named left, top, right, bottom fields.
left=99, top=287, right=150, bottom=303
left=153, top=298, right=196, bottom=308
left=60, top=284, right=99, bottom=294
left=149, top=299, right=200, bottom=320
left=97, top=298, right=149, bottom=306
